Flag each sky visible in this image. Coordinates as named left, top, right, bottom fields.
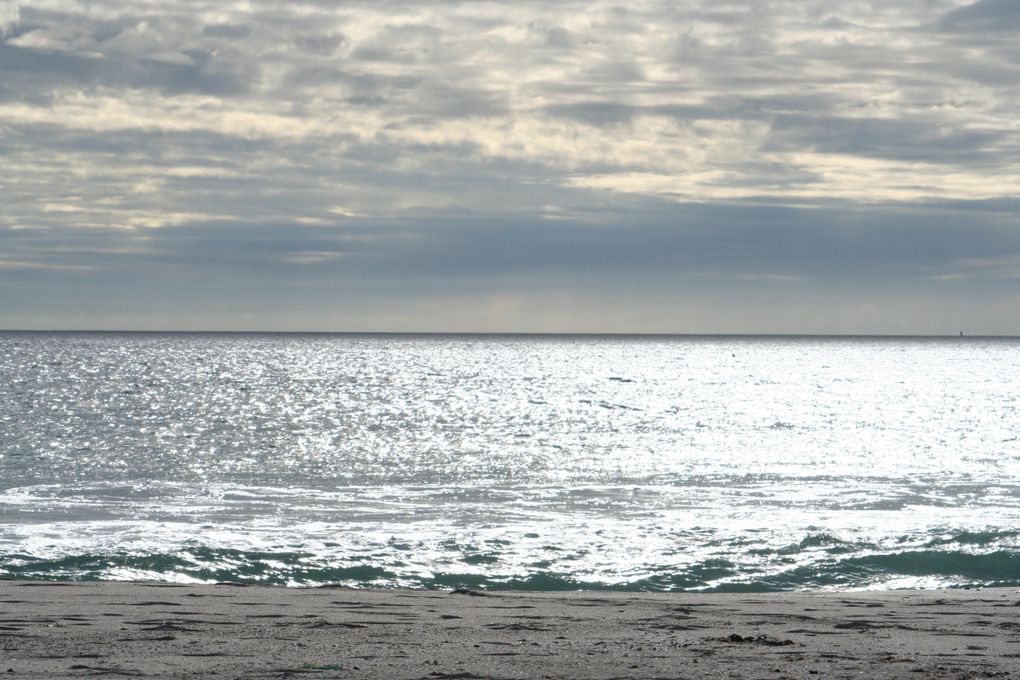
left=1, top=0, right=1018, bottom=334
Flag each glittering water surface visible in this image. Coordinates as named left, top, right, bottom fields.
left=2, top=332, right=1019, bottom=590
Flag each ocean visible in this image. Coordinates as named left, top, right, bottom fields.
left=1, top=332, right=1018, bottom=591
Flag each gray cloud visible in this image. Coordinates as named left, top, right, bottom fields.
left=941, top=0, right=1020, bottom=31
left=765, top=115, right=1008, bottom=164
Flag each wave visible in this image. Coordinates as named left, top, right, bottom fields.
left=924, top=529, right=1020, bottom=548
left=4, top=548, right=1020, bottom=592
left=712, top=550, right=1020, bottom=592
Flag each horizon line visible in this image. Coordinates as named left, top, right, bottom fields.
left=0, top=329, right=1014, bottom=339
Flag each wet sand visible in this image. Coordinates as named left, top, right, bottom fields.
left=2, top=581, right=1018, bottom=679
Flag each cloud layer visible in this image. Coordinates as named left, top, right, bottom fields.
left=1, top=0, right=1018, bottom=332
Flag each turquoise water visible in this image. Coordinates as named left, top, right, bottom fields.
left=1, top=332, right=1019, bottom=590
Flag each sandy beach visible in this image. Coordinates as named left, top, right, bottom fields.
left=1, top=581, right=1018, bottom=679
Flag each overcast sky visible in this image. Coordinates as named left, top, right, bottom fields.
left=1, top=0, right=1018, bottom=333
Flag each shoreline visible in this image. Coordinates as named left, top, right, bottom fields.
left=3, top=581, right=1019, bottom=679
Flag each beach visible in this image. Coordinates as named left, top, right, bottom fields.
left=3, top=581, right=1018, bottom=679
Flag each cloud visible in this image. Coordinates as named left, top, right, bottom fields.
left=1, top=0, right=1019, bottom=332
left=0, top=1, right=18, bottom=39
left=941, top=0, right=1020, bottom=32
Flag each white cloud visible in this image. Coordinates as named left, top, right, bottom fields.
left=0, top=1, right=17, bottom=39
left=9, top=22, right=100, bottom=55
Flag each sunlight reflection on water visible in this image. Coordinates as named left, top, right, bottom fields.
left=1, top=333, right=1019, bottom=589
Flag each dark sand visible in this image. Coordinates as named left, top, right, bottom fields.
left=2, top=581, right=1018, bottom=678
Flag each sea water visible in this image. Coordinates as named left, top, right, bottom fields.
left=1, top=332, right=1018, bottom=591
